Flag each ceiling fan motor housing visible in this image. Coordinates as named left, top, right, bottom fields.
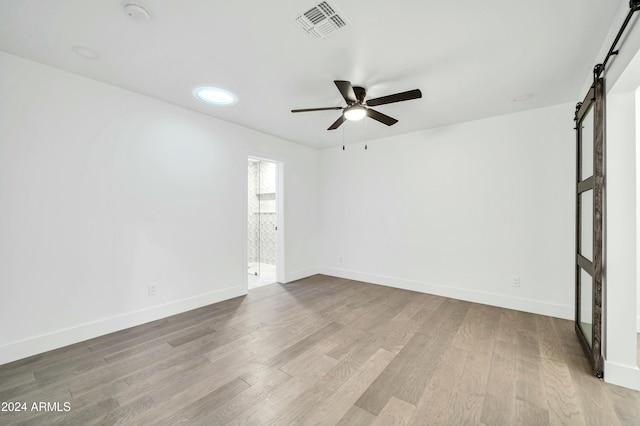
left=353, top=86, right=366, bottom=104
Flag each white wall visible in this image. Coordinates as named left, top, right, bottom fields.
left=602, top=42, right=640, bottom=389
left=604, top=89, right=639, bottom=389
left=592, top=2, right=640, bottom=389
left=0, top=52, right=320, bottom=365
left=319, top=103, right=575, bottom=318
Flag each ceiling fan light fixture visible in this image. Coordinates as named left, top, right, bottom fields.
left=344, top=105, right=366, bottom=121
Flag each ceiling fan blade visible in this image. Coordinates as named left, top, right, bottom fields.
left=327, top=115, right=346, bottom=130
left=366, top=89, right=422, bottom=107
left=334, top=80, right=357, bottom=104
left=367, top=108, right=398, bottom=126
left=291, top=107, right=343, bottom=113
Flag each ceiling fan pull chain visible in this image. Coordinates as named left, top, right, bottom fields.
left=365, top=114, right=369, bottom=150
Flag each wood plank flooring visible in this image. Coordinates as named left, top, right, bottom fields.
left=1, top=274, right=639, bottom=425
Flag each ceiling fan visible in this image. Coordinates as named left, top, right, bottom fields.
left=291, top=80, right=422, bottom=130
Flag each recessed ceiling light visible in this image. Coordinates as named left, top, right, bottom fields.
left=512, top=93, right=533, bottom=102
left=72, top=46, right=98, bottom=59
left=193, top=87, right=238, bottom=105
left=124, top=4, right=151, bottom=21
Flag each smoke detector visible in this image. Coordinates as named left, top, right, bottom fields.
left=294, top=1, right=349, bottom=39
left=124, top=3, right=151, bottom=21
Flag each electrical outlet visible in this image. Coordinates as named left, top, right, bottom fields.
left=148, top=282, right=158, bottom=296
left=512, top=276, right=521, bottom=288
left=339, top=256, right=343, bottom=263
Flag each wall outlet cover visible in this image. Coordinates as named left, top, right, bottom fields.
left=148, top=282, right=158, bottom=296
left=512, top=276, right=521, bottom=287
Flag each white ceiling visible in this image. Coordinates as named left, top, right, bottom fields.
left=0, top=0, right=622, bottom=149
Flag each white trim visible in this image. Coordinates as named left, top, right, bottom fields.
left=604, top=360, right=640, bottom=391
left=276, top=161, right=286, bottom=284
left=0, top=285, right=246, bottom=366
left=242, top=157, right=249, bottom=292
left=319, top=267, right=573, bottom=320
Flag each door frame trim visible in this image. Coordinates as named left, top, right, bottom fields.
left=245, top=155, right=285, bottom=288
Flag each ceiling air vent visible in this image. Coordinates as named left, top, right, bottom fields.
left=294, top=1, right=349, bottom=39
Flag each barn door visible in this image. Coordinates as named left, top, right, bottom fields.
left=574, top=78, right=604, bottom=377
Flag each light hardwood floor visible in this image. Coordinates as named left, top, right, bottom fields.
left=1, top=275, right=639, bottom=425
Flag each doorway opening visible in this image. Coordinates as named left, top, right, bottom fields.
left=247, top=158, right=278, bottom=289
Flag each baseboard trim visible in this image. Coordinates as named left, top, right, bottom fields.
left=319, top=266, right=573, bottom=320
left=604, top=360, right=640, bottom=390
left=0, top=285, right=246, bottom=366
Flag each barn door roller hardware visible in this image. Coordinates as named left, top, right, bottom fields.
left=592, top=0, right=640, bottom=82
left=575, top=0, right=640, bottom=123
